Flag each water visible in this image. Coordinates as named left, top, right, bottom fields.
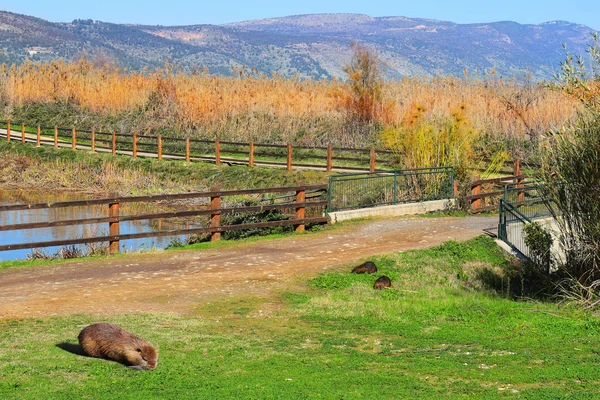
left=0, top=190, right=198, bottom=261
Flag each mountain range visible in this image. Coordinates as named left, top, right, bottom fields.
left=0, top=10, right=596, bottom=80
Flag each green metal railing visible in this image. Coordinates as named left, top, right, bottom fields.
left=502, top=182, right=551, bottom=220
left=327, top=167, right=454, bottom=213
left=498, top=199, right=534, bottom=259
left=498, top=183, right=555, bottom=259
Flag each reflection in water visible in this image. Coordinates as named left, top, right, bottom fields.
left=0, top=189, right=203, bottom=261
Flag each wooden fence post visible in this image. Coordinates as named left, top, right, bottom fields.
left=249, top=141, right=255, bottom=167
left=453, top=180, right=459, bottom=198
left=72, top=128, right=76, bottom=150
left=157, top=135, right=162, bottom=161
left=287, top=143, right=292, bottom=171
left=215, top=138, right=221, bottom=166
left=327, top=145, right=333, bottom=172
left=132, top=132, right=137, bottom=159
left=471, top=175, right=481, bottom=210
left=370, top=146, right=376, bottom=172
left=91, top=129, right=96, bottom=152
left=295, top=189, right=306, bottom=233
left=6, top=120, right=10, bottom=141
left=185, top=137, right=190, bottom=162
left=21, top=123, right=25, bottom=143
left=109, top=201, right=120, bottom=254
left=514, top=159, right=524, bottom=202
left=210, top=193, right=221, bottom=242
left=54, top=126, right=58, bottom=148
left=36, top=125, right=41, bottom=147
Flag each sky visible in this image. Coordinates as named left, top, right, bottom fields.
left=1, top=0, right=599, bottom=30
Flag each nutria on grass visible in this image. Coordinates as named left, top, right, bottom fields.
left=351, top=261, right=377, bottom=274
left=373, top=275, right=392, bottom=290
left=78, top=322, right=158, bottom=370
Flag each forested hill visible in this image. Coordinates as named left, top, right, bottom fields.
left=0, top=10, right=595, bottom=79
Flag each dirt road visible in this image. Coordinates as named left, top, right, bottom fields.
left=0, top=215, right=497, bottom=319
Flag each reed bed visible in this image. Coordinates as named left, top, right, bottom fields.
left=0, top=60, right=582, bottom=164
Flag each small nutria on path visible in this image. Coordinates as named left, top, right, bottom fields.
left=351, top=261, right=377, bottom=274
left=373, top=275, right=392, bottom=290
left=78, top=322, right=158, bottom=370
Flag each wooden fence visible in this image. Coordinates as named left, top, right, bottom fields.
left=462, top=159, right=528, bottom=213
left=0, top=120, right=395, bottom=172
left=0, top=184, right=329, bottom=254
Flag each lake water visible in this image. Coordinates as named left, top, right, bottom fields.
left=0, top=189, right=198, bottom=261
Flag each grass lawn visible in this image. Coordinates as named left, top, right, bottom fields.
left=1, top=236, right=599, bottom=399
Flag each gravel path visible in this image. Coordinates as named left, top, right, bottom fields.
left=0, top=215, right=497, bottom=319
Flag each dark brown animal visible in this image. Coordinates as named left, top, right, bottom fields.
left=78, top=322, right=158, bottom=370
left=373, top=275, right=392, bottom=290
left=351, top=261, right=377, bottom=274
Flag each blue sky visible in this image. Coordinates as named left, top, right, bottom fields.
left=2, top=0, right=599, bottom=30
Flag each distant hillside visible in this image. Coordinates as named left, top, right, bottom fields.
left=0, top=11, right=596, bottom=79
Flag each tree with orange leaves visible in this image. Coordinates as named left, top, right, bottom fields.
left=343, top=42, right=382, bottom=123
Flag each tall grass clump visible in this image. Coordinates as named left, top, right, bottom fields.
left=532, top=33, right=600, bottom=305
left=381, top=103, right=475, bottom=175
left=538, top=112, right=600, bottom=281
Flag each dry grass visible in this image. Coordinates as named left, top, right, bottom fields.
left=0, top=60, right=582, bottom=155
left=0, top=152, right=184, bottom=194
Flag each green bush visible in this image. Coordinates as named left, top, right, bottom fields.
left=523, top=222, right=553, bottom=275
left=220, top=203, right=293, bottom=240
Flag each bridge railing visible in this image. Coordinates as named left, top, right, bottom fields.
left=497, top=184, right=553, bottom=260
left=327, top=167, right=455, bottom=213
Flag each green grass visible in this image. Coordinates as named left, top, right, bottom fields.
left=0, top=251, right=147, bottom=271
left=0, top=258, right=65, bottom=270
left=1, top=236, right=600, bottom=399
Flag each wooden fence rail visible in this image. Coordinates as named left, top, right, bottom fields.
left=0, top=120, right=395, bottom=172
left=0, top=184, right=329, bottom=254
left=461, top=159, right=529, bottom=212
left=462, top=175, right=528, bottom=212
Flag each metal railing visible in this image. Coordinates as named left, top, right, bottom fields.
left=503, top=182, right=551, bottom=220
left=326, top=167, right=455, bottom=213
left=498, top=199, right=533, bottom=258
left=498, top=184, right=553, bottom=259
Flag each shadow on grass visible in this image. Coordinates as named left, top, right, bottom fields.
left=56, top=342, right=88, bottom=357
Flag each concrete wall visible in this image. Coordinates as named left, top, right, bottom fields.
left=328, top=199, right=455, bottom=224
left=504, top=216, right=565, bottom=267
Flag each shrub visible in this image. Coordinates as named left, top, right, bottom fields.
left=537, top=110, right=600, bottom=284
left=220, top=204, right=292, bottom=240
left=381, top=104, right=476, bottom=172
left=534, top=33, right=600, bottom=296
left=523, top=222, right=553, bottom=275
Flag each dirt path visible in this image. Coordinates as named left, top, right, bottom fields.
left=0, top=215, right=497, bottom=319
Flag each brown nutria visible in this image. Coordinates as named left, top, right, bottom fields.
left=373, top=275, right=392, bottom=290
left=351, top=261, right=377, bottom=274
left=78, top=322, right=158, bottom=370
